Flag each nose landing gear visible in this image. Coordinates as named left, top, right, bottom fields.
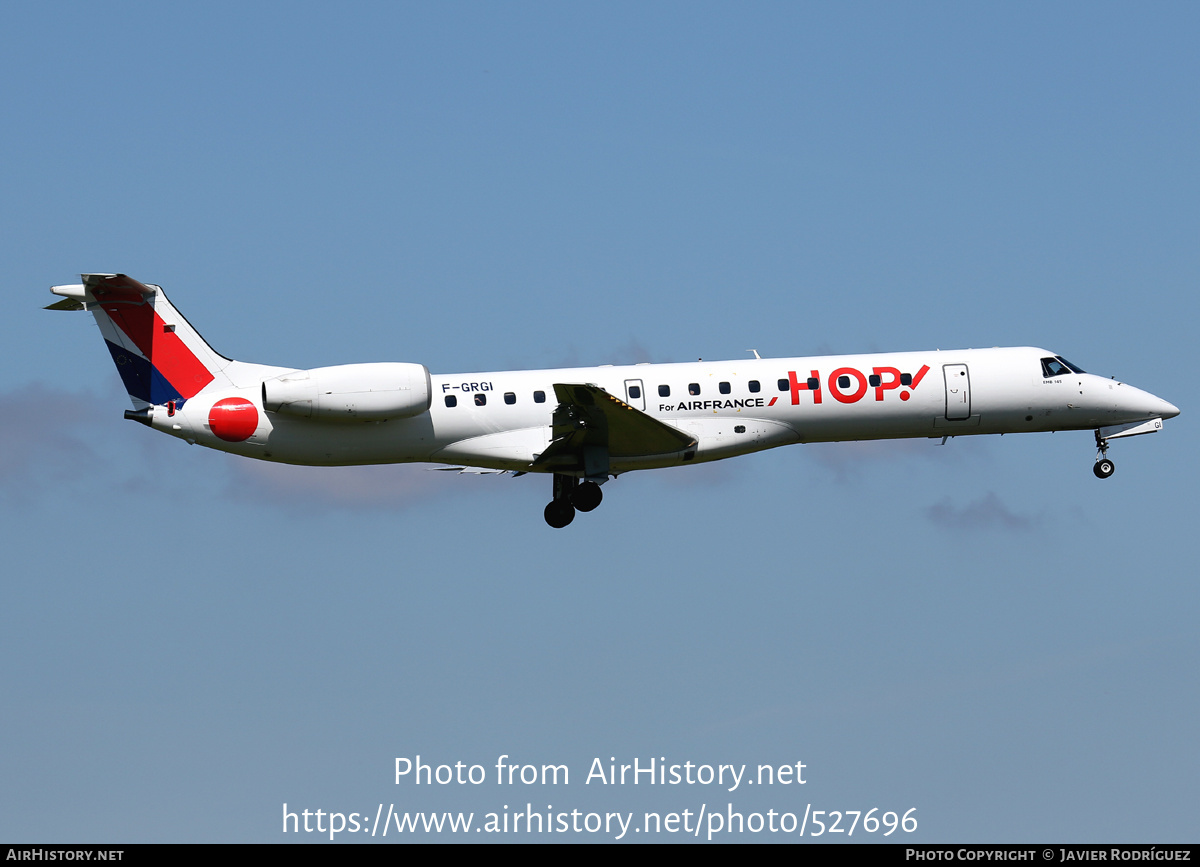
left=1093, top=430, right=1115, bottom=479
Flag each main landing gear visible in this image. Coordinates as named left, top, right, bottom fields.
left=544, top=473, right=605, bottom=528
left=1093, top=430, right=1115, bottom=479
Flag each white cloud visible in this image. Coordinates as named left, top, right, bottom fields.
left=925, top=492, right=1036, bottom=532
left=224, top=460, right=467, bottom=512
left=0, top=385, right=108, bottom=494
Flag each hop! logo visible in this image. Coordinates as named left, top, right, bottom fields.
left=773, top=364, right=930, bottom=407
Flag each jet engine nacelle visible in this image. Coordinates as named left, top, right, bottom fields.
left=262, top=362, right=432, bottom=421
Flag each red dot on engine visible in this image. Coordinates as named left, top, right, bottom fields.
left=900, top=391, right=910, bottom=401
left=208, top=397, right=259, bottom=442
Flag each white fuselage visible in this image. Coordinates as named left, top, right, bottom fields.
left=149, top=346, right=1178, bottom=475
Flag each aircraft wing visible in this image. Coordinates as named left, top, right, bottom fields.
left=431, top=466, right=521, bottom=475
left=532, top=383, right=696, bottom=471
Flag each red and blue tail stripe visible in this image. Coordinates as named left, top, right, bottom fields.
left=84, top=274, right=220, bottom=407
left=102, top=337, right=192, bottom=406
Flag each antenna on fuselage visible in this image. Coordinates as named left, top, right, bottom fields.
left=747, top=349, right=762, bottom=360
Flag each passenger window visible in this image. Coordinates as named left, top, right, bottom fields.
left=534, top=390, right=546, bottom=403
left=807, top=377, right=820, bottom=390
left=689, top=383, right=700, bottom=395
left=900, top=373, right=912, bottom=386
left=659, top=385, right=670, bottom=397
left=504, top=392, right=516, bottom=405
left=444, top=395, right=457, bottom=407
left=778, top=379, right=789, bottom=391
left=628, top=385, right=641, bottom=399
left=474, top=393, right=487, bottom=406
left=869, top=374, right=881, bottom=387
left=748, top=380, right=760, bottom=393
left=719, top=381, right=731, bottom=394
left=837, top=375, right=851, bottom=389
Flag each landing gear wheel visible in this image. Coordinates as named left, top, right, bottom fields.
left=1093, top=458, right=1115, bottom=479
left=544, top=500, right=576, bottom=528
left=570, top=481, right=603, bottom=512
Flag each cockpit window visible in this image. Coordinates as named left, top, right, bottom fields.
left=1041, top=358, right=1067, bottom=377
left=1041, top=357, right=1085, bottom=377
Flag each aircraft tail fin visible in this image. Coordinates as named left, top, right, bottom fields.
left=48, top=274, right=234, bottom=409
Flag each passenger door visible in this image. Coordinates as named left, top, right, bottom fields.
left=943, top=364, right=971, bottom=420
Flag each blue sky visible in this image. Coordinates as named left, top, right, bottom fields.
left=2, top=2, right=1196, bottom=842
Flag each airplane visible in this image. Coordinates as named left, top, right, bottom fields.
left=47, top=274, right=1180, bottom=528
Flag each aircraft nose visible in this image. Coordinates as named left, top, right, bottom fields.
left=1110, top=381, right=1180, bottom=421
left=1157, top=397, right=1181, bottom=420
